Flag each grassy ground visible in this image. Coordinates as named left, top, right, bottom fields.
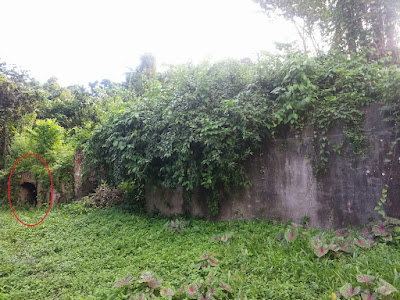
left=0, top=201, right=399, bottom=299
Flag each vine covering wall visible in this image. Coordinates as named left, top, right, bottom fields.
left=146, top=103, right=400, bottom=228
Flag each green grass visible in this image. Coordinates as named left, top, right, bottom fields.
left=0, top=201, right=399, bottom=299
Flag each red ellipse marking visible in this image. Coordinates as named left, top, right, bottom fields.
left=8, top=153, right=53, bottom=227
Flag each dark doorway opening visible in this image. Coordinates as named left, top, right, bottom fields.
left=20, top=182, right=37, bottom=206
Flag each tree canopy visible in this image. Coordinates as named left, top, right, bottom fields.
left=0, top=62, right=43, bottom=168
left=253, top=0, right=400, bottom=57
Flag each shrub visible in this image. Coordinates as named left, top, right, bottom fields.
left=361, top=216, right=400, bottom=246
left=85, top=183, right=123, bottom=208
left=183, top=275, right=233, bottom=300
left=197, top=253, right=218, bottom=271
left=184, top=253, right=233, bottom=299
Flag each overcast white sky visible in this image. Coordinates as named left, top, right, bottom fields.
left=1, top=0, right=298, bottom=86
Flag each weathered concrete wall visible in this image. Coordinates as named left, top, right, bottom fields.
left=17, top=172, right=67, bottom=205
left=146, top=185, right=209, bottom=217
left=314, top=103, right=400, bottom=227
left=0, top=170, right=73, bottom=206
left=1, top=149, right=94, bottom=204
left=146, top=185, right=184, bottom=215
left=146, top=103, right=400, bottom=228
left=218, top=127, right=319, bottom=224
left=74, top=148, right=97, bottom=199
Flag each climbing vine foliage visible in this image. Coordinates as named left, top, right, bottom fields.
left=85, top=52, right=400, bottom=214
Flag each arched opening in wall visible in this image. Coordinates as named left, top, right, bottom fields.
left=20, top=182, right=37, bottom=206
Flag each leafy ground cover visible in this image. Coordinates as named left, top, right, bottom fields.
left=0, top=201, right=399, bottom=299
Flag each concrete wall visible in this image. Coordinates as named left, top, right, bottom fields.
left=146, top=185, right=184, bottom=215
left=146, top=185, right=209, bottom=217
left=17, top=172, right=67, bottom=205
left=74, top=148, right=97, bottom=199
left=145, top=103, right=400, bottom=228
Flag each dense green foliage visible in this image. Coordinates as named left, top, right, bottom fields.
left=253, top=0, right=400, bottom=57
left=85, top=59, right=272, bottom=213
left=125, top=53, right=157, bottom=96
left=0, top=62, right=125, bottom=172
left=85, top=51, right=400, bottom=213
left=0, top=62, right=130, bottom=204
left=0, top=203, right=399, bottom=299
left=0, top=62, right=44, bottom=168
left=39, top=77, right=100, bottom=130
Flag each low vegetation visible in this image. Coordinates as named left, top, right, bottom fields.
left=0, top=202, right=399, bottom=299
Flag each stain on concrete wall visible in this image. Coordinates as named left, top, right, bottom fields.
left=146, top=185, right=184, bottom=215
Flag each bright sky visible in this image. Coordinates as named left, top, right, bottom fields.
left=1, top=0, right=298, bottom=86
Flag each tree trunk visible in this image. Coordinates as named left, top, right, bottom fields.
left=1, top=118, right=8, bottom=168
left=384, top=0, right=399, bottom=59
left=370, top=0, right=386, bottom=57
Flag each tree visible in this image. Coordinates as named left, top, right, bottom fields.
left=136, top=53, right=156, bottom=78
left=39, top=78, right=99, bottom=130
left=0, top=62, right=43, bottom=168
left=125, top=53, right=157, bottom=96
left=253, top=0, right=400, bottom=58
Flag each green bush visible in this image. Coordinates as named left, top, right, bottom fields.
left=84, top=183, right=124, bottom=208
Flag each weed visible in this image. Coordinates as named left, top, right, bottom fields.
left=211, top=232, right=234, bottom=246
left=333, top=274, right=398, bottom=299
left=164, top=219, right=187, bottom=233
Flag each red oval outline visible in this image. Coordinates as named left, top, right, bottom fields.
left=8, top=153, right=53, bottom=227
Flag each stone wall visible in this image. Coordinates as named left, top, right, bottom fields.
left=1, top=149, right=95, bottom=205
left=146, top=186, right=209, bottom=217
left=16, top=172, right=69, bottom=205
left=145, top=103, right=400, bottom=228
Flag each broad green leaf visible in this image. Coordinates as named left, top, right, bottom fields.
left=375, top=279, right=398, bottom=295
